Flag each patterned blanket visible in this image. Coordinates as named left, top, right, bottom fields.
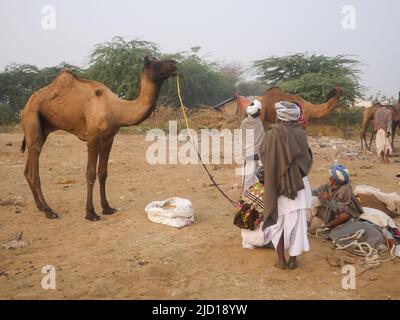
left=234, top=182, right=264, bottom=230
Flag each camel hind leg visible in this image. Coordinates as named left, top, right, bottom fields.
left=23, top=112, right=58, bottom=219
left=24, top=160, right=43, bottom=211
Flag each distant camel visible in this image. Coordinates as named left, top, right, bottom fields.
left=360, top=103, right=380, bottom=150
left=360, top=103, right=400, bottom=150
left=214, top=86, right=342, bottom=124
left=20, top=57, right=177, bottom=221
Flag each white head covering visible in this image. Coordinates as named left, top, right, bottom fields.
left=246, top=99, right=262, bottom=116
left=381, top=101, right=389, bottom=106
left=275, top=101, right=300, bottom=122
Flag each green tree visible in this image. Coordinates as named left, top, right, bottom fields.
left=236, top=80, right=266, bottom=97
left=84, top=37, right=160, bottom=100
left=253, top=53, right=365, bottom=104
left=160, top=48, right=237, bottom=107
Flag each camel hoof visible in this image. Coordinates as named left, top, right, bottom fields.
left=44, top=208, right=59, bottom=219
left=102, top=207, right=117, bottom=215
left=85, top=212, right=101, bottom=221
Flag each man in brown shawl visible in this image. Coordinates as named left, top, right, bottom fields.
left=311, top=164, right=363, bottom=230
left=259, top=101, right=313, bottom=270
left=374, top=101, right=393, bottom=163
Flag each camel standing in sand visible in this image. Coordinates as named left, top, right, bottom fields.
left=360, top=103, right=400, bottom=150
left=20, top=57, right=177, bottom=221
left=214, top=86, right=342, bottom=123
left=360, top=103, right=380, bottom=150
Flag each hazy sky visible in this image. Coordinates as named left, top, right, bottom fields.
left=0, top=0, right=399, bottom=98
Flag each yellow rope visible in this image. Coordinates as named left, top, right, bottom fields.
left=175, top=74, right=237, bottom=207
left=176, top=74, right=191, bottom=135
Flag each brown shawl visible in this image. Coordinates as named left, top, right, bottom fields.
left=260, top=122, right=313, bottom=229
left=374, top=106, right=392, bottom=132
left=313, top=182, right=363, bottom=224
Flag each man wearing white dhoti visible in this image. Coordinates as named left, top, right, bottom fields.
left=240, top=99, right=265, bottom=191
left=259, top=101, right=313, bottom=270
left=374, top=101, right=393, bottom=163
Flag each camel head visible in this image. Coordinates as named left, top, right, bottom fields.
left=335, top=85, right=342, bottom=96
left=325, top=85, right=342, bottom=101
left=143, top=56, right=177, bottom=82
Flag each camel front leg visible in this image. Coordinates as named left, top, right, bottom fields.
left=85, top=140, right=100, bottom=221
left=98, top=137, right=117, bottom=215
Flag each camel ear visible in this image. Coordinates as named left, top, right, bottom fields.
left=144, top=56, right=150, bottom=67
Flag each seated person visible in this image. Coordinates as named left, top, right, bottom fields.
left=310, top=164, right=363, bottom=232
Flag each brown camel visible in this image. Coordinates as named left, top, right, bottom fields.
left=20, top=57, right=177, bottom=221
left=214, top=86, right=342, bottom=123
left=360, top=103, right=380, bottom=150
left=360, top=103, right=400, bottom=150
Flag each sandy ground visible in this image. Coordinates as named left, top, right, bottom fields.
left=0, top=131, right=399, bottom=300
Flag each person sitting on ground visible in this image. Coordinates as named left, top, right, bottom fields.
left=240, top=100, right=265, bottom=191
left=310, top=164, right=363, bottom=232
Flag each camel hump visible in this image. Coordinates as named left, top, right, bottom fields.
left=54, top=70, right=93, bottom=85
left=263, top=87, right=299, bottom=103
left=56, top=69, right=80, bottom=80
left=265, top=87, right=285, bottom=95
left=51, top=70, right=80, bottom=87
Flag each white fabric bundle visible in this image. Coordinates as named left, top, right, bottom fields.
left=145, top=197, right=194, bottom=228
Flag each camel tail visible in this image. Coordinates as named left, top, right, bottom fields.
left=21, top=137, right=26, bottom=153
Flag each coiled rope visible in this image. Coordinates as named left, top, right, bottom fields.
left=333, top=229, right=398, bottom=266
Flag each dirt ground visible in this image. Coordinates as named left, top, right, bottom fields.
left=0, top=131, right=399, bottom=300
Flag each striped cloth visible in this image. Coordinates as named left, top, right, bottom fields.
left=234, top=182, right=264, bottom=230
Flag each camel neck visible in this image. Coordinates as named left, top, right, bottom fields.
left=114, top=72, right=161, bottom=127
left=307, top=96, right=338, bottom=118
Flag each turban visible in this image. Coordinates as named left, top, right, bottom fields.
left=329, top=164, right=350, bottom=185
left=246, top=99, right=262, bottom=116
left=275, top=101, right=300, bottom=122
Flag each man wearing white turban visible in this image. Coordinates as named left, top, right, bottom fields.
left=240, top=99, right=265, bottom=191
left=258, top=100, right=313, bottom=270
left=374, top=101, right=393, bottom=163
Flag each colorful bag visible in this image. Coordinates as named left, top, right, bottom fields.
left=233, top=182, right=264, bottom=230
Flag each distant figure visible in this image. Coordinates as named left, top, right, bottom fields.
left=240, top=99, right=265, bottom=191
left=374, top=101, right=393, bottom=163
left=260, top=101, right=313, bottom=270
left=310, top=164, right=363, bottom=233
